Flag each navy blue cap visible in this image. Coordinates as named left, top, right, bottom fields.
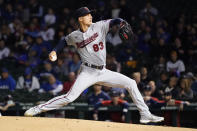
left=110, top=90, right=120, bottom=97
left=144, top=85, right=151, bottom=91
left=75, top=7, right=93, bottom=18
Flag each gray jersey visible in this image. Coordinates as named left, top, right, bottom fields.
left=65, top=20, right=111, bottom=66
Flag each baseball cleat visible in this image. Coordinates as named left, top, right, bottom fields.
left=140, top=114, right=164, bottom=124
left=24, top=106, right=41, bottom=117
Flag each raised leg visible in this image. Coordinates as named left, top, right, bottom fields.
left=97, top=68, right=164, bottom=123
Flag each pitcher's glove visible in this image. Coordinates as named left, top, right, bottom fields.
left=119, top=21, right=133, bottom=41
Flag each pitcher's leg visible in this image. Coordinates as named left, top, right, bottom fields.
left=98, top=69, right=149, bottom=114
left=25, top=71, right=96, bottom=116
left=98, top=69, right=164, bottom=123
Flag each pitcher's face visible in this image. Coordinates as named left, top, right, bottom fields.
left=79, top=13, right=92, bottom=26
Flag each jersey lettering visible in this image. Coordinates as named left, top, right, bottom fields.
left=76, top=33, right=98, bottom=48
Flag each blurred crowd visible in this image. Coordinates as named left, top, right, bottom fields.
left=0, top=0, right=197, bottom=125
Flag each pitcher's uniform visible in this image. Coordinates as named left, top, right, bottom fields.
left=38, top=20, right=150, bottom=115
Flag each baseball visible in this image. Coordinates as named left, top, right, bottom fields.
left=50, top=54, right=57, bottom=61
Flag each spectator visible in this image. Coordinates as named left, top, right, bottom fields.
left=106, top=54, right=121, bottom=72
left=0, top=95, right=15, bottom=116
left=137, top=26, right=152, bottom=54
left=68, top=53, right=81, bottom=73
left=59, top=8, right=72, bottom=24
left=102, top=86, right=112, bottom=95
left=139, top=2, right=158, bottom=19
left=16, top=67, right=40, bottom=92
left=174, top=22, right=185, bottom=39
left=156, top=72, right=169, bottom=99
left=144, top=25, right=152, bottom=44
left=162, top=90, right=190, bottom=127
left=140, top=67, right=150, bottom=84
left=143, top=85, right=152, bottom=97
left=15, top=3, right=27, bottom=22
left=2, top=3, right=15, bottom=22
left=177, top=78, right=193, bottom=100
left=119, top=0, right=132, bottom=22
left=54, top=58, right=69, bottom=79
left=39, top=24, right=55, bottom=41
left=152, top=38, right=170, bottom=58
left=148, top=80, right=159, bottom=97
left=44, top=8, right=56, bottom=25
left=144, top=88, right=190, bottom=127
left=39, top=61, right=57, bottom=83
left=26, top=35, right=35, bottom=48
left=18, top=47, right=41, bottom=69
left=94, top=1, right=110, bottom=20
left=156, top=27, right=170, bottom=43
left=111, top=87, right=127, bottom=99
left=0, top=39, right=10, bottom=60
left=15, top=40, right=29, bottom=55
left=0, top=68, right=16, bottom=91
left=62, top=72, right=76, bottom=94
left=187, top=39, right=197, bottom=68
left=28, top=0, right=43, bottom=19
left=0, top=102, right=15, bottom=116
left=32, top=17, right=41, bottom=30
left=166, top=51, right=185, bottom=77
left=110, top=0, right=121, bottom=19
left=0, top=24, right=15, bottom=50
left=132, top=72, right=145, bottom=92
left=143, top=85, right=166, bottom=109
left=88, top=84, right=110, bottom=105
left=137, top=20, right=146, bottom=34
left=31, top=36, right=52, bottom=57
left=25, top=23, right=40, bottom=38
left=164, top=76, right=178, bottom=99
left=152, top=56, right=166, bottom=78
left=172, top=37, right=185, bottom=60
left=106, top=24, right=122, bottom=48
left=164, top=90, right=190, bottom=109
left=39, top=74, right=63, bottom=96
left=115, top=41, right=136, bottom=63
left=93, top=90, right=129, bottom=123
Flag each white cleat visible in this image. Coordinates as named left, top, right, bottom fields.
left=140, top=114, right=164, bottom=124
left=24, top=106, right=42, bottom=117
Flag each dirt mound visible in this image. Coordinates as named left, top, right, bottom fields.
left=0, top=116, right=196, bottom=131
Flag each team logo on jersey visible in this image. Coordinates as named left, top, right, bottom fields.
left=76, top=33, right=98, bottom=48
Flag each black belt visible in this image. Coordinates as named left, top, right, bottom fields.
left=84, top=63, right=104, bottom=70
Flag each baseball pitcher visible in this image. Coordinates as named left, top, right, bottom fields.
left=24, top=7, right=164, bottom=124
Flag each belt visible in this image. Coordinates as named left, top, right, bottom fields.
left=84, top=63, right=104, bottom=70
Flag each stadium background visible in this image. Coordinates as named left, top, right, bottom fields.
left=0, top=0, right=197, bottom=128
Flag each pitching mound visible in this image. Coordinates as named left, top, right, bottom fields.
left=0, top=116, right=196, bottom=131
